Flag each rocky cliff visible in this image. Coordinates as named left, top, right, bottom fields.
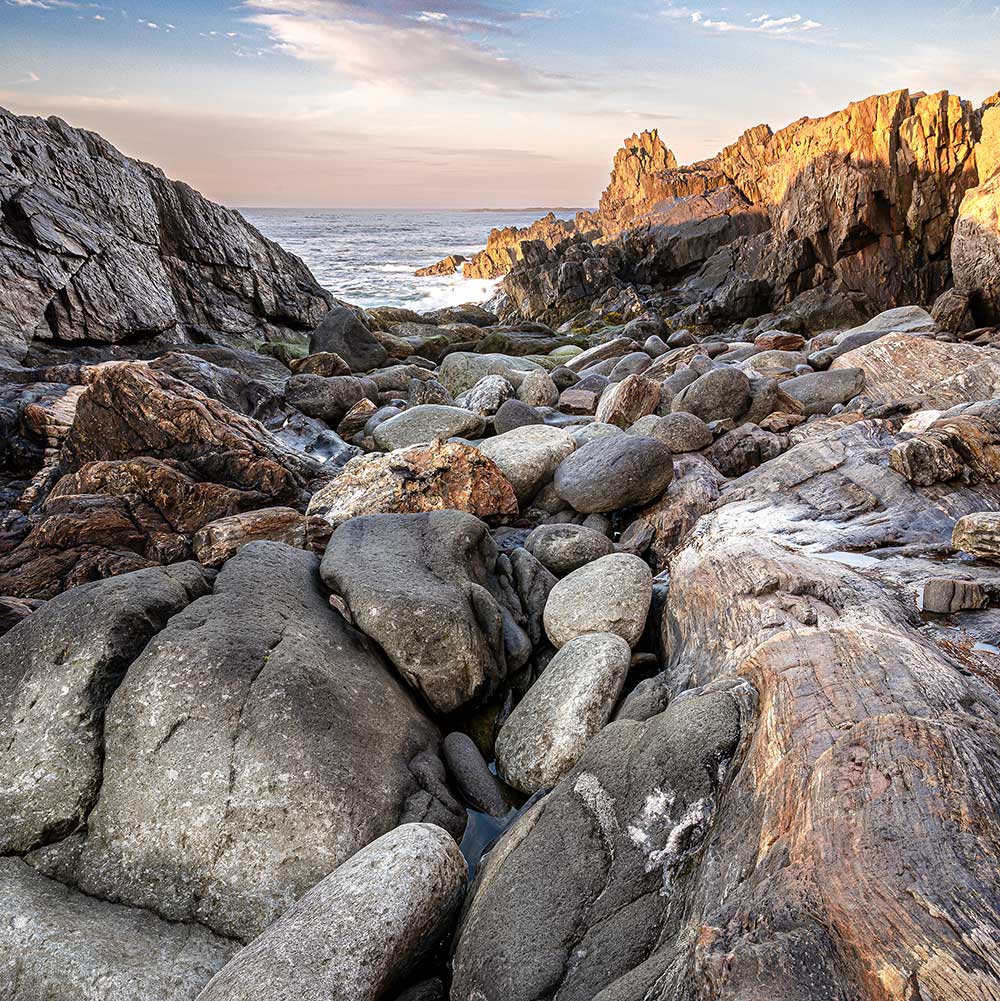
left=483, top=89, right=1000, bottom=333
left=0, top=107, right=331, bottom=366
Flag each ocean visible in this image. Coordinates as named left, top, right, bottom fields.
left=241, top=207, right=563, bottom=313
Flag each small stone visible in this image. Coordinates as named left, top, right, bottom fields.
left=543, top=552, right=653, bottom=648
left=493, top=398, right=543, bottom=435
left=559, top=388, right=598, bottom=414
left=525, top=523, right=615, bottom=576
left=290, top=351, right=351, bottom=377
left=628, top=411, right=713, bottom=453
left=442, top=733, right=508, bottom=816
left=781, top=368, right=865, bottom=415
left=671, top=367, right=751, bottom=423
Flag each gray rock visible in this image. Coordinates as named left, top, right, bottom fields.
left=554, top=435, right=674, bottom=513
left=451, top=689, right=744, bottom=1001
left=493, top=398, right=543, bottom=435
left=369, top=365, right=435, bottom=393
left=373, top=405, right=486, bottom=450
left=407, top=378, right=454, bottom=407
left=628, top=411, right=713, bottom=453
left=643, top=335, right=669, bottom=357
left=74, top=542, right=457, bottom=942
left=609, top=352, right=653, bottom=382
left=0, top=563, right=213, bottom=855
left=569, top=421, right=625, bottom=446
left=809, top=305, right=938, bottom=367
left=549, top=366, right=579, bottom=391
left=286, top=374, right=378, bottom=424
left=781, top=368, right=865, bottom=415
left=0, top=858, right=238, bottom=1001
left=461, top=375, right=516, bottom=416
left=496, top=633, right=631, bottom=794
left=443, top=732, right=508, bottom=816
left=476, top=425, right=576, bottom=503
left=321, top=512, right=513, bottom=714
left=525, top=523, right=615, bottom=577
left=543, top=552, right=653, bottom=648
left=517, top=370, right=560, bottom=407
left=196, top=824, right=466, bottom=1001
left=671, top=366, right=752, bottom=422
left=310, top=306, right=388, bottom=372
left=438, top=353, right=544, bottom=395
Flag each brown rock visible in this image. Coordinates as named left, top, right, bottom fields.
left=336, top=398, right=377, bottom=438
left=594, top=373, right=659, bottom=428
left=753, top=331, right=806, bottom=351
left=463, top=214, right=594, bottom=280
left=192, top=507, right=324, bottom=567
left=289, top=352, right=351, bottom=377
left=306, top=441, right=518, bottom=528
left=952, top=169, right=1000, bottom=324
left=952, top=511, right=1000, bottom=558
left=415, top=254, right=466, bottom=277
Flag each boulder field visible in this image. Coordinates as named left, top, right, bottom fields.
left=1, top=100, right=1000, bottom=1001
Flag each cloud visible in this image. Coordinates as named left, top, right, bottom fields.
left=7, top=70, right=41, bottom=85
left=5, top=0, right=80, bottom=8
left=662, top=4, right=831, bottom=41
left=242, top=0, right=584, bottom=94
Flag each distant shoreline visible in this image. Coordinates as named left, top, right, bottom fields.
left=463, top=207, right=593, bottom=214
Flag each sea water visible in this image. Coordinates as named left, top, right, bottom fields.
left=242, top=207, right=557, bottom=312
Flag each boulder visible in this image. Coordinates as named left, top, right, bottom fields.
left=495, top=633, right=631, bottom=794
left=307, top=442, right=517, bottom=528
left=543, top=552, right=652, bottom=648
left=493, top=398, right=543, bottom=435
left=309, top=306, right=387, bottom=372
left=628, top=411, right=713, bottom=453
left=0, top=858, right=238, bottom=1001
left=415, top=254, right=466, bottom=277
left=594, top=373, right=660, bottom=428
left=442, top=732, right=509, bottom=817
left=952, top=170, right=1000, bottom=324
left=321, top=512, right=515, bottom=714
left=285, top=374, right=378, bottom=424
left=289, top=351, right=351, bottom=377
left=781, top=368, right=864, bottom=414
left=524, top=523, right=615, bottom=576
left=372, top=405, right=486, bottom=450
left=196, top=824, right=465, bottom=1001
left=476, top=425, right=576, bottom=503
left=553, top=435, right=674, bottom=513
left=671, top=366, right=752, bottom=422
left=74, top=543, right=458, bottom=942
left=516, top=370, right=560, bottom=407
left=191, top=507, right=318, bottom=567
left=438, top=352, right=544, bottom=396
left=952, top=511, right=1000, bottom=559
left=461, top=375, right=516, bottom=416
left=0, top=562, right=212, bottom=854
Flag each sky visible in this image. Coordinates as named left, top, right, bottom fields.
left=0, top=1, right=998, bottom=209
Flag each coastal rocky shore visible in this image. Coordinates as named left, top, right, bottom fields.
left=2, top=87, right=1000, bottom=1001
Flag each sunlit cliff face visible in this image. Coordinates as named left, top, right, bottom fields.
left=1, top=0, right=998, bottom=207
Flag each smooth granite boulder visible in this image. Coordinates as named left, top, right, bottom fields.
left=543, top=553, right=653, bottom=648
left=373, top=405, right=486, bottom=450
left=74, top=542, right=458, bottom=942
left=309, top=306, right=388, bottom=372
left=438, top=352, right=544, bottom=396
left=0, top=858, right=238, bottom=1001
left=496, top=632, right=631, bottom=794
left=477, top=425, right=576, bottom=503
left=781, top=368, right=865, bottom=415
left=671, top=366, right=751, bottom=422
left=321, top=511, right=515, bottom=714
left=196, top=824, right=466, bottom=1001
left=0, top=562, right=213, bottom=855
left=524, top=523, right=615, bottom=577
left=553, top=435, right=673, bottom=513
left=629, top=411, right=713, bottom=453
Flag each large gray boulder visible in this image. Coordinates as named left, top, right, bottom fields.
left=285, top=373, right=378, bottom=424
left=671, top=366, right=752, bottom=422
left=321, top=512, right=520, bottom=714
left=451, top=689, right=745, bottom=1001
left=781, top=368, right=865, bottom=414
left=73, top=542, right=458, bottom=942
left=372, top=405, right=486, bottom=451
left=438, top=352, right=545, bottom=395
left=543, top=553, right=652, bottom=648
left=309, top=306, right=388, bottom=372
left=0, top=858, right=237, bottom=1001
left=196, top=824, right=466, bottom=1001
left=0, top=562, right=213, bottom=855
left=476, top=425, right=576, bottom=503
left=495, top=632, right=631, bottom=794
left=524, top=523, right=614, bottom=576
left=553, top=435, right=674, bottom=513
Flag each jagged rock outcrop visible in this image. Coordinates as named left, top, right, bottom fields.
left=0, top=106, right=331, bottom=365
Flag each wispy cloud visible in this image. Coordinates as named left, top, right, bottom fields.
left=6, top=0, right=81, bottom=8
left=8, top=70, right=41, bottom=84
left=242, top=0, right=586, bottom=94
left=662, top=4, right=831, bottom=42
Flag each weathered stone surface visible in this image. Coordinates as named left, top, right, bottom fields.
left=307, top=442, right=517, bottom=528
left=516, top=369, right=559, bottom=407
left=438, top=352, right=544, bottom=395
left=702, top=422, right=787, bottom=477
left=594, top=373, right=659, bottom=428
left=952, top=511, right=1000, bottom=558
left=0, top=107, right=330, bottom=365
left=75, top=542, right=456, bottom=942
left=495, top=632, right=631, bottom=794
left=321, top=512, right=515, bottom=714
left=781, top=367, right=864, bottom=414
left=415, top=254, right=465, bottom=277
left=952, top=169, right=1000, bottom=324
left=463, top=213, right=590, bottom=280
left=191, top=507, right=318, bottom=567
left=809, top=305, right=938, bottom=367
left=0, top=858, right=238, bottom=1001
left=196, top=824, right=466, bottom=1001
left=554, top=434, right=674, bottom=513
left=492, top=398, right=543, bottom=435
left=309, top=306, right=387, bottom=372
left=451, top=689, right=744, bottom=1001
left=671, top=366, right=751, bottom=422
left=442, top=732, right=508, bottom=817
left=290, top=351, right=351, bottom=377
left=630, top=411, right=713, bottom=453
left=285, top=374, right=377, bottom=424
left=543, top=552, right=652, bottom=648
left=373, top=405, right=486, bottom=450
left=461, top=375, right=516, bottom=417
left=0, top=562, right=212, bottom=854
left=525, top=523, right=614, bottom=577
left=476, top=425, right=575, bottom=503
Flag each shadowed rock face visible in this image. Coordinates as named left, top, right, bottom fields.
left=0, top=106, right=331, bottom=364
